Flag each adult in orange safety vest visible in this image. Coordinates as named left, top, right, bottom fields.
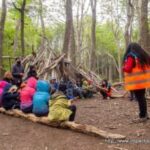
left=123, top=43, right=150, bottom=122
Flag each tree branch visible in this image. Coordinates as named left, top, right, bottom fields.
left=12, top=2, right=21, bottom=12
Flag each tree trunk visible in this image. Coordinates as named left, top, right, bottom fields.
left=90, top=0, right=96, bottom=71
left=117, top=48, right=122, bottom=82
left=124, top=0, right=134, bottom=49
left=109, top=63, right=112, bottom=82
left=13, top=19, right=20, bottom=56
left=139, top=0, right=149, bottom=51
left=39, top=0, right=46, bottom=49
left=76, top=0, right=84, bottom=63
left=63, top=0, right=76, bottom=65
left=0, top=0, right=7, bottom=78
left=20, top=0, right=26, bottom=57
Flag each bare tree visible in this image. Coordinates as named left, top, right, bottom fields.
left=90, top=0, right=97, bottom=71
left=0, top=0, right=7, bottom=78
left=109, top=0, right=124, bottom=82
left=63, top=0, right=76, bottom=65
left=39, top=0, right=46, bottom=49
left=13, top=0, right=26, bottom=57
left=13, top=19, right=20, bottom=56
left=76, top=0, right=84, bottom=54
left=124, top=0, right=134, bottom=49
left=139, top=0, right=149, bottom=51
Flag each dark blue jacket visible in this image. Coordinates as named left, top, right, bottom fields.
left=2, top=84, right=19, bottom=109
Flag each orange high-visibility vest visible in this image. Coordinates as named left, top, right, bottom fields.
left=124, top=59, right=150, bottom=91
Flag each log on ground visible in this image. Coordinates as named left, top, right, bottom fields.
left=0, top=107, right=126, bottom=140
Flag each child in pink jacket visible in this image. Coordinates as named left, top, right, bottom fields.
left=0, top=81, right=8, bottom=106
left=26, top=77, right=37, bottom=89
left=19, top=83, right=36, bottom=113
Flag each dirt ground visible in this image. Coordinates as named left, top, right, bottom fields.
left=1, top=94, right=150, bottom=150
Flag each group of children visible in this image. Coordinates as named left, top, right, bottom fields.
left=0, top=59, right=103, bottom=122
left=0, top=56, right=118, bottom=123
left=1, top=42, right=150, bottom=124
left=0, top=71, right=77, bottom=122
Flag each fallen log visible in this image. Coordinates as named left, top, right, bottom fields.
left=111, top=91, right=128, bottom=98
left=0, top=107, right=126, bottom=140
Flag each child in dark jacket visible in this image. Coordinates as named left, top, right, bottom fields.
left=2, top=84, right=20, bottom=110
left=100, top=79, right=112, bottom=99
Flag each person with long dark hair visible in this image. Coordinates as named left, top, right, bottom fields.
left=27, top=65, right=38, bottom=79
left=123, top=42, right=150, bottom=122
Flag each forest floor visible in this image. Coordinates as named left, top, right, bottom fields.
left=0, top=94, right=150, bottom=150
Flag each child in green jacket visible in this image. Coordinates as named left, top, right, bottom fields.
left=48, top=91, right=76, bottom=122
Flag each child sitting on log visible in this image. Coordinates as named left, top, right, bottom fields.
left=0, top=81, right=8, bottom=106
left=33, top=80, right=50, bottom=117
left=48, top=91, right=77, bottom=122
left=1, top=84, right=20, bottom=110
left=19, top=82, right=36, bottom=113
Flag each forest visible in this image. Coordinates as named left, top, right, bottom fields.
left=1, top=1, right=150, bottom=150
left=0, top=0, right=149, bottom=82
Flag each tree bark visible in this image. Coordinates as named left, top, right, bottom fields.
left=63, top=0, right=76, bottom=65
left=13, top=19, right=20, bottom=56
left=139, top=0, right=149, bottom=51
left=20, top=0, right=26, bottom=57
left=109, top=0, right=123, bottom=82
left=39, top=0, right=46, bottom=49
left=76, top=0, right=84, bottom=62
left=90, top=0, right=96, bottom=71
left=109, top=63, right=112, bottom=82
left=0, top=0, right=7, bottom=78
left=124, top=0, right=134, bottom=49
left=13, top=0, right=26, bottom=57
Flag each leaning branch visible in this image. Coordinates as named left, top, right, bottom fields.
left=12, top=2, right=21, bottom=12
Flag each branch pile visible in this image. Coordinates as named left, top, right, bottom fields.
left=22, top=48, right=125, bottom=97
left=22, top=48, right=102, bottom=84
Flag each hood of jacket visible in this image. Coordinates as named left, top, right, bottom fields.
left=36, top=80, right=50, bottom=93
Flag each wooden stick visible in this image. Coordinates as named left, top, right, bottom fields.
left=0, top=108, right=126, bottom=140
left=112, top=82, right=124, bottom=87
left=38, top=54, right=65, bottom=76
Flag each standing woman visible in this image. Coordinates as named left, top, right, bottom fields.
left=123, top=43, right=150, bottom=122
